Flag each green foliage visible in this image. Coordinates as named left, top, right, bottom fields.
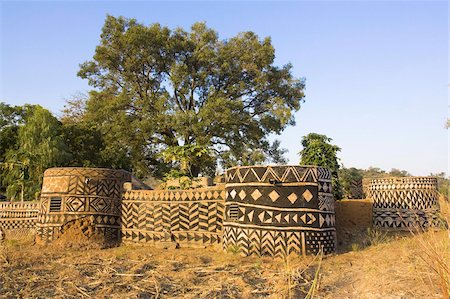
left=298, top=133, right=342, bottom=199
left=161, top=144, right=213, bottom=177
left=77, top=16, right=303, bottom=177
left=0, top=103, right=24, bottom=162
left=61, top=123, right=107, bottom=168
left=1, top=105, right=70, bottom=201
left=388, top=168, right=411, bottom=177
left=339, top=167, right=363, bottom=198
left=430, top=172, right=450, bottom=198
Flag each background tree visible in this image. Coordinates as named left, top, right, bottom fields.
left=388, top=168, right=411, bottom=177
left=1, top=105, right=70, bottom=200
left=339, top=167, right=363, bottom=199
left=1, top=103, right=26, bottom=198
left=298, top=133, right=342, bottom=199
left=430, top=172, right=449, bottom=199
left=0, top=103, right=24, bottom=162
left=77, top=16, right=304, bottom=178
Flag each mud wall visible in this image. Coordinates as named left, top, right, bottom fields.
left=121, top=188, right=225, bottom=245
left=36, top=167, right=131, bottom=244
left=348, top=178, right=364, bottom=199
left=222, top=165, right=336, bottom=257
left=369, top=177, right=441, bottom=229
left=0, top=202, right=39, bottom=239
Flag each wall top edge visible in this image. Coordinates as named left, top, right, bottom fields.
left=44, top=167, right=131, bottom=174
left=226, top=165, right=327, bottom=171
left=368, top=176, right=437, bottom=183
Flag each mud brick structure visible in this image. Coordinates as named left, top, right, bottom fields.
left=1, top=165, right=338, bottom=257
left=362, top=178, right=371, bottom=199
left=222, top=165, right=336, bottom=257
left=348, top=178, right=364, bottom=199
left=369, top=177, right=441, bottom=230
left=121, top=188, right=225, bottom=245
left=36, top=167, right=131, bottom=244
left=0, top=202, right=39, bottom=239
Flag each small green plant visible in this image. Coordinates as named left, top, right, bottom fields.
left=226, top=245, right=240, bottom=255
left=305, top=249, right=323, bottom=299
left=366, top=228, right=390, bottom=246
left=351, top=243, right=362, bottom=251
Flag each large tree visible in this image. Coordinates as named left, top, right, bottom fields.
left=77, top=16, right=305, bottom=177
left=298, top=133, right=342, bottom=199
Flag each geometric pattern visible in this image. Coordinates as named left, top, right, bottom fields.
left=222, top=226, right=335, bottom=257
left=36, top=167, right=131, bottom=244
left=369, top=177, right=442, bottom=230
left=0, top=202, right=39, bottom=239
left=348, top=178, right=364, bottom=199
left=226, top=165, right=332, bottom=184
left=121, top=188, right=225, bottom=245
left=3, top=165, right=337, bottom=257
left=223, top=165, right=336, bottom=256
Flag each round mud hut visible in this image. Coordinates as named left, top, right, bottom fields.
left=369, top=177, right=441, bottom=230
left=223, top=165, right=336, bottom=257
left=36, top=167, right=131, bottom=245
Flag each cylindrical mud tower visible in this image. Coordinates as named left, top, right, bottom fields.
left=223, top=165, right=336, bottom=257
left=369, top=177, right=441, bottom=230
left=36, top=167, right=131, bottom=244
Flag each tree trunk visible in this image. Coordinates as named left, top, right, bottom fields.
left=190, top=164, right=200, bottom=178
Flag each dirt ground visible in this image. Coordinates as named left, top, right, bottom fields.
left=0, top=199, right=448, bottom=298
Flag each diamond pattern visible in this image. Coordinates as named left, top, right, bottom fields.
left=302, top=189, right=313, bottom=202
left=268, top=190, right=280, bottom=202
left=251, top=189, right=262, bottom=201
left=287, top=193, right=298, bottom=204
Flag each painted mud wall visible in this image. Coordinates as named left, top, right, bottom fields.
left=0, top=202, right=39, bottom=239
left=222, top=165, right=336, bottom=257
left=36, top=167, right=131, bottom=244
left=1, top=166, right=340, bottom=257
left=369, top=177, right=441, bottom=229
left=121, top=188, right=226, bottom=245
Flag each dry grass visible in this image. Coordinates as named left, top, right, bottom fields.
left=409, top=196, right=450, bottom=298
left=1, top=229, right=447, bottom=298
left=1, top=198, right=448, bottom=298
left=0, top=240, right=322, bottom=298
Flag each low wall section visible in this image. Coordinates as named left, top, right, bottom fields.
left=369, top=177, right=441, bottom=229
left=36, top=167, right=131, bottom=244
left=121, top=188, right=226, bottom=245
left=0, top=202, right=39, bottom=239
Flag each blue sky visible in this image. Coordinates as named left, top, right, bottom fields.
left=0, top=1, right=448, bottom=176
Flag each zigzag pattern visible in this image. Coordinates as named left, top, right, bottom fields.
left=223, top=165, right=336, bottom=256
left=222, top=227, right=335, bottom=257
left=373, top=209, right=441, bottom=229
left=348, top=179, right=364, bottom=199
left=121, top=187, right=225, bottom=245
left=318, top=195, right=334, bottom=211
left=37, top=168, right=128, bottom=243
left=226, top=166, right=322, bottom=184
left=369, top=177, right=441, bottom=230
left=371, top=189, right=438, bottom=210
left=317, top=168, right=332, bottom=181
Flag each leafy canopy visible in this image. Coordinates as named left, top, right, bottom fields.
left=77, top=16, right=305, bottom=177
left=298, top=133, right=342, bottom=199
left=1, top=104, right=70, bottom=200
